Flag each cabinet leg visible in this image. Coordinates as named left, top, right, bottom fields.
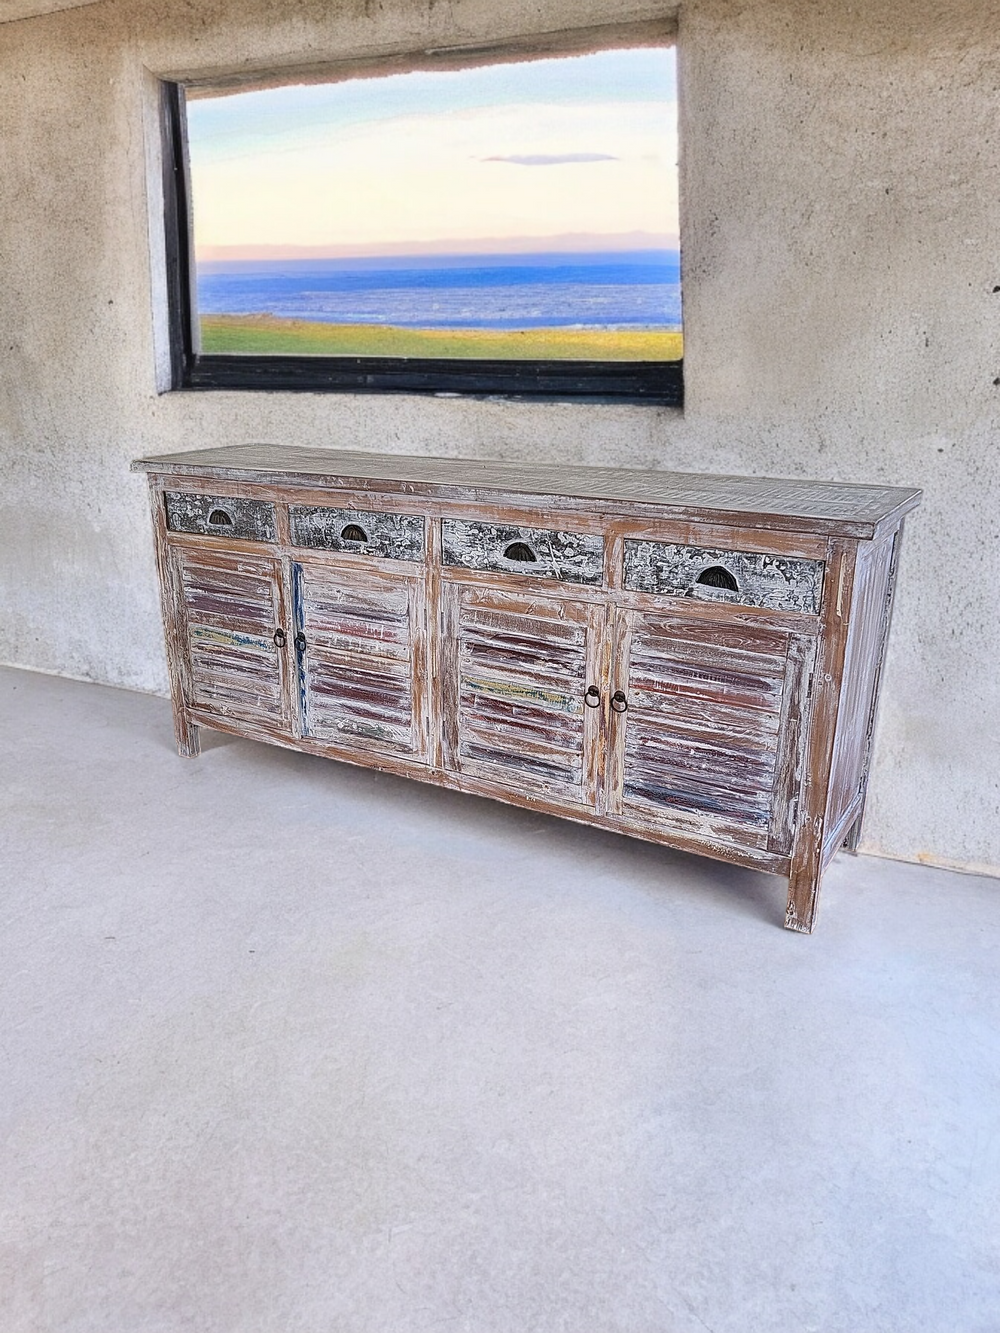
left=175, top=714, right=201, bottom=759
left=785, top=863, right=821, bottom=934
left=842, top=812, right=863, bottom=854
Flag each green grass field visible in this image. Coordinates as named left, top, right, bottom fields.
left=200, top=314, right=683, bottom=361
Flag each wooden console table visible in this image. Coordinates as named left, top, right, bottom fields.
left=132, top=445, right=920, bottom=932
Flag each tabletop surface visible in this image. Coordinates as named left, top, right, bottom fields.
left=133, top=443, right=922, bottom=535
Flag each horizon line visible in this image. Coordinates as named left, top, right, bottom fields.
left=197, top=231, right=680, bottom=263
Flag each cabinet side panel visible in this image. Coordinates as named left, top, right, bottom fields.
left=824, top=533, right=897, bottom=848
left=147, top=479, right=200, bottom=756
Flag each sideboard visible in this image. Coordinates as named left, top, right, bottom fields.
left=132, top=444, right=921, bottom=933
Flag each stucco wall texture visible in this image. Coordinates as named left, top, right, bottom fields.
left=0, top=0, right=997, bottom=875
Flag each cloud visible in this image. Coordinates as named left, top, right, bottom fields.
left=482, top=152, right=619, bottom=166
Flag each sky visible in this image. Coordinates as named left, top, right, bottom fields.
left=187, top=48, right=678, bottom=261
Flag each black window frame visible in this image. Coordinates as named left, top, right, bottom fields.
left=160, top=69, right=683, bottom=407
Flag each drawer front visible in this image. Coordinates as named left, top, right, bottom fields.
left=165, top=492, right=276, bottom=544
left=442, top=519, right=604, bottom=586
left=289, top=506, right=424, bottom=562
left=624, top=540, right=824, bottom=614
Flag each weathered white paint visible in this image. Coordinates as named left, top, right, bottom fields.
left=442, top=519, right=606, bottom=585
left=290, top=506, right=425, bottom=561
left=623, top=540, right=825, bottom=613
left=165, top=491, right=277, bottom=543
left=0, top=0, right=997, bottom=875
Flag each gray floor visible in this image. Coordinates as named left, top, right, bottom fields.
left=1, top=665, right=997, bottom=1333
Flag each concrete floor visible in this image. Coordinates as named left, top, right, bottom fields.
left=1, top=665, right=997, bottom=1333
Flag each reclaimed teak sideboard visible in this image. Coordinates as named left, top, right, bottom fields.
left=132, top=445, right=921, bottom=933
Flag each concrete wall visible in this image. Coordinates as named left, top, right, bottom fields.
left=1, top=0, right=997, bottom=875
left=0, top=0, right=101, bottom=24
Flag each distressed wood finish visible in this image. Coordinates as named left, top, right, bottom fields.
left=607, top=610, right=815, bottom=856
left=827, top=529, right=901, bottom=857
left=135, top=445, right=920, bottom=933
left=289, top=505, right=424, bottom=561
left=623, top=540, right=824, bottom=614
left=165, top=490, right=277, bottom=544
left=136, top=444, right=920, bottom=539
left=171, top=545, right=289, bottom=728
left=784, top=541, right=856, bottom=933
left=441, top=585, right=606, bottom=806
left=292, top=559, right=427, bottom=760
left=442, top=519, right=604, bottom=586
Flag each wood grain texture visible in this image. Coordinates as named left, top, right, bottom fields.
left=133, top=444, right=922, bottom=539
left=289, top=505, right=424, bottom=561
left=147, top=479, right=200, bottom=756
left=830, top=527, right=902, bottom=859
left=785, top=540, right=856, bottom=933
left=171, top=544, right=289, bottom=728
left=441, top=519, right=604, bottom=586
left=293, top=559, right=427, bottom=760
left=607, top=610, right=813, bottom=856
left=182, top=699, right=792, bottom=878
left=623, top=540, right=824, bottom=614
left=148, top=475, right=835, bottom=559
left=165, top=490, right=276, bottom=543
left=138, top=448, right=920, bottom=933
left=441, top=584, right=605, bottom=806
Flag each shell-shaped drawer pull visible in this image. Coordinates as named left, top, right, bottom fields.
left=208, top=508, right=233, bottom=527
left=503, top=541, right=537, bottom=563
left=340, top=523, right=369, bottom=543
left=695, top=564, right=739, bottom=593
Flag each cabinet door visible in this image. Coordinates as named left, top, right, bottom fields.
left=607, top=609, right=813, bottom=854
left=441, top=584, right=607, bottom=808
left=292, top=560, right=428, bottom=761
left=171, top=545, right=290, bottom=729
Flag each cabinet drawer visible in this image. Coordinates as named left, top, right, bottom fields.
left=442, top=519, right=604, bottom=586
left=165, top=492, right=276, bottom=544
left=624, top=540, right=824, bottom=614
left=290, top=506, right=424, bottom=561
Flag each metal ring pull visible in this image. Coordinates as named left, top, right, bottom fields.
left=273, top=629, right=287, bottom=648
left=294, top=632, right=307, bottom=653
left=610, top=691, right=629, bottom=713
left=584, top=685, right=601, bottom=708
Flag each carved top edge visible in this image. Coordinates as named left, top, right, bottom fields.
left=132, top=444, right=922, bottom=538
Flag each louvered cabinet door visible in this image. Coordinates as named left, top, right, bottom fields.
left=292, top=560, right=428, bottom=761
left=441, top=584, right=608, bottom=809
left=607, top=610, right=814, bottom=855
left=171, top=545, right=290, bottom=730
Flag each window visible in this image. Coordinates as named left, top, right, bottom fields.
left=161, top=44, right=681, bottom=403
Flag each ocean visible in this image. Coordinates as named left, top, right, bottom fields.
left=196, top=252, right=682, bottom=331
